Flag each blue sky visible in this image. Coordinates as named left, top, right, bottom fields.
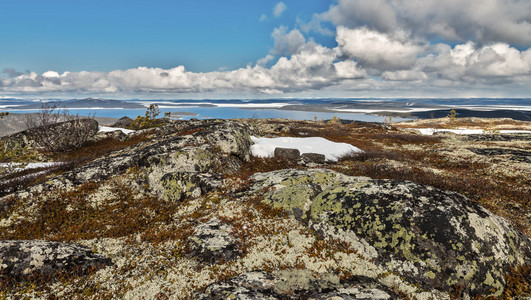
left=0, top=0, right=332, bottom=73
left=1, top=0, right=531, bottom=99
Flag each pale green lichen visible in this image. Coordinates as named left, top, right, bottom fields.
left=425, top=271, right=436, bottom=279
left=309, top=187, right=347, bottom=222
left=262, top=185, right=316, bottom=217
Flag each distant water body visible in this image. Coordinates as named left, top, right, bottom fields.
left=2, top=98, right=530, bottom=122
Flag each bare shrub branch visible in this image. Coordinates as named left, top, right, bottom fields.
left=25, top=104, right=98, bottom=152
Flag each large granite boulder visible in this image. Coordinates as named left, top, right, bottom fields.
left=245, top=169, right=531, bottom=297
left=0, top=240, right=112, bottom=281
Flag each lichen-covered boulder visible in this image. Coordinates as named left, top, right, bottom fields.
left=188, top=218, right=241, bottom=264
left=0, top=240, right=112, bottom=281
left=247, top=169, right=531, bottom=297
left=161, top=172, right=223, bottom=202
left=195, top=270, right=398, bottom=299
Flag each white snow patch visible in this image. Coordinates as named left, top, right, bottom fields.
left=0, top=162, right=62, bottom=172
left=413, top=128, right=531, bottom=135
left=98, top=126, right=135, bottom=134
left=250, top=136, right=362, bottom=162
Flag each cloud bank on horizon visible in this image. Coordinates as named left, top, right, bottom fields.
left=1, top=0, right=531, bottom=98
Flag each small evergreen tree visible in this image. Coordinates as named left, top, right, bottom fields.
left=129, top=104, right=170, bottom=130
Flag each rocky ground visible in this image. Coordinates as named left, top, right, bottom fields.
left=0, top=117, right=530, bottom=299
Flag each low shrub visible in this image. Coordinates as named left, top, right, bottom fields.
left=25, top=104, right=98, bottom=152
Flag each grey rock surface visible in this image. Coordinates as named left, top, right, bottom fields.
left=0, top=113, right=116, bottom=138
left=91, top=130, right=127, bottom=142
left=188, top=217, right=242, bottom=264
left=301, top=152, right=326, bottom=163
left=161, top=172, right=223, bottom=202
left=0, top=240, right=112, bottom=281
left=0, top=118, right=99, bottom=151
left=195, top=270, right=397, bottom=299
left=468, top=147, right=531, bottom=163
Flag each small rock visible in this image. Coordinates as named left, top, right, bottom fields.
left=274, top=147, right=300, bottom=160
left=113, top=116, right=133, bottom=128
left=301, top=152, right=326, bottom=163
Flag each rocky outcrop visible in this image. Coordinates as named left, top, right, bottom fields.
left=245, top=169, right=531, bottom=296
left=466, top=133, right=531, bottom=142
left=195, top=270, right=398, bottom=299
left=2, top=119, right=251, bottom=199
left=0, top=240, right=112, bottom=281
left=273, top=148, right=327, bottom=164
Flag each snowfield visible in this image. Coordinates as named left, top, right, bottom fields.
left=250, top=136, right=363, bottom=162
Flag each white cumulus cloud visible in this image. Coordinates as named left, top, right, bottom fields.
left=273, top=2, right=287, bottom=18
left=319, top=0, right=531, bottom=46
left=336, top=26, right=424, bottom=70
left=0, top=42, right=367, bottom=96
left=416, top=42, right=531, bottom=80
left=271, top=26, right=306, bottom=56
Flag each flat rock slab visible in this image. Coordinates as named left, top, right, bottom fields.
left=0, top=240, right=112, bottom=281
left=468, top=147, right=531, bottom=163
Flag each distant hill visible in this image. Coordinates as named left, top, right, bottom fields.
left=12, top=98, right=145, bottom=109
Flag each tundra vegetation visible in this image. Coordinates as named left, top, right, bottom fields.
left=0, top=110, right=529, bottom=299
